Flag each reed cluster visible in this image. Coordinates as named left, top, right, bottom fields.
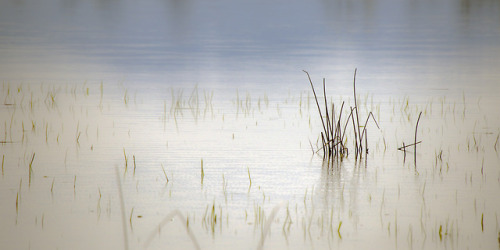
left=304, top=69, right=379, bottom=163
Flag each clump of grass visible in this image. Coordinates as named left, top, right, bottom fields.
left=304, top=69, right=379, bottom=164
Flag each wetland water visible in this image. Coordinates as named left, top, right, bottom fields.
left=1, top=0, right=500, bottom=249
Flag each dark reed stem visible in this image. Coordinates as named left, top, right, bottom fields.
left=350, top=107, right=359, bottom=158
left=321, top=132, right=326, bottom=157
left=304, top=70, right=328, bottom=139
left=323, top=78, right=331, bottom=148
left=337, top=102, right=345, bottom=150
left=414, top=111, right=422, bottom=168
left=403, top=142, right=406, bottom=163
left=359, top=112, right=380, bottom=143
left=341, top=107, right=355, bottom=145
left=365, top=129, right=368, bottom=155
left=28, top=152, right=35, bottom=188
left=331, top=103, right=336, bottom=154
left=309, top=139, right=315, bottom=154
left=353, top=69, right=362, bottom=155
left=494, top=133, right=499, bottom=151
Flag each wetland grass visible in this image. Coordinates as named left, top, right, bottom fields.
left=247, top=167, right=252, bottom=192
left=50, top=177, right=55, bottom=194
left=337, top=221, right=343, bottom=239
left=28, top=152, right=35, bottom=187
left=115, top=167, right=129, bottom=250
left=201, top=158, right=204, bottom=187
left=123, top=148, right=128, bottom=175
left=397, top=111, right=423, bottom=168
left=414, top=111, right=422, bottom=167
left=133, top=155, right=136, bottom=176
left=73, top=175, right=77, bottom=197
left=202, top=201, right=220, bottom=235
left=494, top=132, right=499, bottom=151
left=160, top=164, right=169, bottom=183
left=304, top=69, right=379, bottom=165
left=2, top=81, right=498, bottom=249
left=16, top=191, right=19, bottom=216
left=129, top=207, right=134, bottom=231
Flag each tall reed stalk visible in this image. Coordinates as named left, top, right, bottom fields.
left=304, top=69, right=379, bottom=165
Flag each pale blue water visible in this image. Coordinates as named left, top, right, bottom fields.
left=1, top=0, right=499, bottom=95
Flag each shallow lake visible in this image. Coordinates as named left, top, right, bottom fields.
left=0, top=0, right=499, bottom=249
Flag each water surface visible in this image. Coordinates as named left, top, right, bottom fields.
left=0, top=0, right=500, bottom=249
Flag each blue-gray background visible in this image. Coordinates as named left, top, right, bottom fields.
left=1, top=0, right=499, bottom=94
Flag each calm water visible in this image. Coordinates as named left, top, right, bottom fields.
left=1, top=0, right=500, bottom=249
left=1, top=0, right=500, bottom=93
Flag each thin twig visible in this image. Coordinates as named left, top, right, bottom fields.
left=398, top=141, right=422, bottom=150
